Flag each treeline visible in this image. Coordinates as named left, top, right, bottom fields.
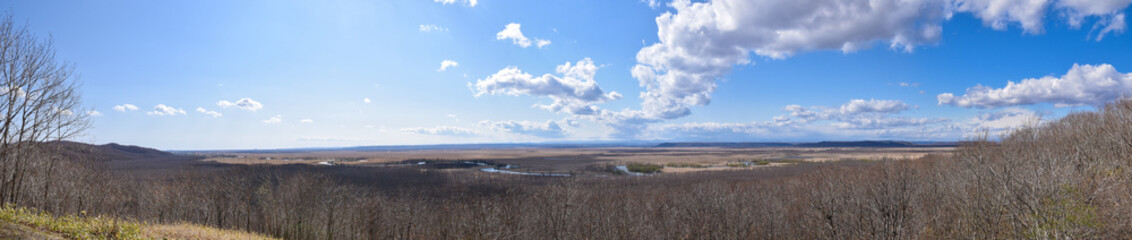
left=4, top=100, right=1129, bottom=239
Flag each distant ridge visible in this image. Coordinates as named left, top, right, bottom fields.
left=47, top=141, right=183, bottom=162
left=656, top=140, right=956, bottom=148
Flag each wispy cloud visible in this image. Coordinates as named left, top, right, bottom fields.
left=419, top=24, right=447, bottom=32
left=402, top=126, right=478, bottom=137
left=195, top=107, right=222, bottom=118
left=433, top=0, right=476, bottom=7
left=263, top=115, right=283, bottom=124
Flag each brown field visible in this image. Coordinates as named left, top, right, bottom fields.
left=202, top=146, right=953, bottom=174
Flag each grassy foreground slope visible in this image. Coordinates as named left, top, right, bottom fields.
left=0, top=204, right=274, bottom=240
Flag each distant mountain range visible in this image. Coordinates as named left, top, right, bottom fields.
left=655, top=140, right=957, bottom=148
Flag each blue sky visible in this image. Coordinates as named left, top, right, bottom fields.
left=4, top=0, right=1132, bottom=150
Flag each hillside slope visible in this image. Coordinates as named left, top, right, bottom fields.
left=0, top=204, right=275, bottom=240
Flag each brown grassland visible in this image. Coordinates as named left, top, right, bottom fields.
left=203, top=146, right=952, bottom=175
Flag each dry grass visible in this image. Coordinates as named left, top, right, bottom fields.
left=0, top=204, right=276, bottom=240
left=144, top=223, right=277, bottom=240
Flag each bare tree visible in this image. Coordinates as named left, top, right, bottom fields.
left=0, top=14, right=88, bottom=205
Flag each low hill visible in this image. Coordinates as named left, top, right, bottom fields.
left=45, top=141, right=207, bottom=177
left=46, top=141, right=178, bottom=162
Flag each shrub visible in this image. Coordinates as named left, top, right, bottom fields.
left=665, top=163, right=707, bottom=168
left=626, top=163, right=664, bottom=173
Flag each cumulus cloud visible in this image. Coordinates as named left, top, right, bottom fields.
left=434, top=0, right=476, bottom=7
left=438, top=60, right=459, bottom=71
left=146, top=104, right=186, bottom=116
left=832, top=117, right=948, bottom=129
left=840, top=99, right=911, bottom=114
left=263, top=115, right=283, bottom=124
left=496, top=23, right=550, bottom=48
left=113, top=104, right=138, bottom=112
left=217, top=97, right=263, bottom=111
left=781, top=99, right=949, bottom=131
left=87, top=110, right=102, bottom=117
left=419, top=24, right=447, bottom=32
left=939, top=64, right=1132, bottom=108
left=472, top=58, right=622, bottom=115
left=363, top=98, right=372, bottom=103
left=951, top=107, right=1044, bottom=137
left=480, top=120, right=574, bottom=138
left=655, top=99, right=952, bottom=141
left=195, top=107, right=222, bottom=118
left=609, top=0, right=1132, bottom=137
left=402, top=126, right=478, bottom=137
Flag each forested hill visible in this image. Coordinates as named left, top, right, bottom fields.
left=45, top=141, right=182, bottom=162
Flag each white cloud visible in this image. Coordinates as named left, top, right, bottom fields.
left=652, top=98, right=947, bottom=141
left=434, top=0, right=476, bottom=7
left=472, top=58, right=622, bottom=115
left=938, top=64, right=1132, bottom=108
left=112, top=104, right=138, bottom=112
left=609, top=0, right=1132, bottom=137
left=481, top=120, right=570, bottom=138
left=496, top=23, right=550, bottom=48
left=899, top=82, right=920, bottom=87
left=363, top=98, right=372, bottom=103
left=217, top=97, right=263, bottom=111
left=263, top=115, right=283, bottom=124
left=419, top=24, right=448, bottom=32
left=300, top=119, right=314, bottom=123
left=777, top=99, right=943, bottom=130
left=447, top=114, right=459, bottom=121
left=146, top=104, right=186, bottom=116
left=946, top=107, right=1044, bottom=138
left=402, top=126, right=478, bottom=136
left=532, top=39, right=550, bottom=48
left=1, top=86, right=26, bottom=98
left=87, top=110, right=102, bottom=117
left=195, top=107, right=222, bottom=118
left=438, top=60, right=459, bottom=71
left=840, top=99, right=911, bottom=114
left=832, top=117, right=948, bottom=129
left=297, top=137, right=365, bottom=142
